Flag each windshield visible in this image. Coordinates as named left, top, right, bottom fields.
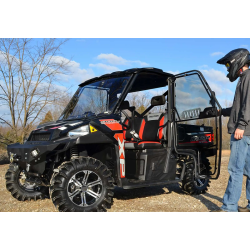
left=58, top=76, right=131, bottom=120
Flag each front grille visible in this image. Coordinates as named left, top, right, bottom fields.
left=30, top=133, right=51, bottom=141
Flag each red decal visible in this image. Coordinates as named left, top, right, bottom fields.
left=179, top=141, right=209, bottom=144
left=159, top=116, right=164, bottom=139
left=139, top=119, right=145, bottom=139
left=100, top=119, right=122, bottom=131
left=50, top=126, right=61, bottom=130
left=114, top=133, right=125, bottom=178
left=123, top=120, right=129, bottom=139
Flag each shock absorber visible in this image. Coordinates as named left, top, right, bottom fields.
left=70, top=145, right=78, bottom=158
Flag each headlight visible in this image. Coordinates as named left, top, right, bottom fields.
left=31, top=149, right=39, bottom=157
left=68, top=125, right=89, bottom=137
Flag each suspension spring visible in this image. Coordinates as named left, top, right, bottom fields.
left=70, top=145, right=78, bottom=158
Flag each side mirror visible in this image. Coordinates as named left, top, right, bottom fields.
left=151, top=95, right=166, bottom=106
left=119, top=101, right=130, bottom=110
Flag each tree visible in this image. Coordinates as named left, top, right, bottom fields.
left=40, top=111, right=53, bottom=125
left=126, top=92, right=150, bottom=113
left=50, top=92, right=72, bottom=121
left=0, top=38, right=71, bottom=143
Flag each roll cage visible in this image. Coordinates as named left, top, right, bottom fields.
left=78, top=67, right=222, bottom=180
left=104, top=68, right=222, bottom=180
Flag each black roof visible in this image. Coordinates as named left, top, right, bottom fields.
left=79, top=67, right=174, bottom=87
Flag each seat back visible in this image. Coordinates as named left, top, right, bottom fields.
left=123, top=117, right=143, bottom=140
left=159, top=112, right=168, bottom=140
left=139, top=113, right=164, bottom=141
left=123, top=112, right=168, bottom=142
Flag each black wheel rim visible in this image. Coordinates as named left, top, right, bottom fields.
left=67, top=170, right=103, bottom=207
left=18, top=172, right=37, bottom=191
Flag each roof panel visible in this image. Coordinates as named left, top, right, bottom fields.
left=79, top=67, right=174, bottom=87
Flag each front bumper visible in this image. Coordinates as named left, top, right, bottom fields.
left=7, top=139, right=74, bottom=174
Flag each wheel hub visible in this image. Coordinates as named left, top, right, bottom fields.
left=81, top=185, right=88, bottom=192
left=67, top=170, right=103, bottom=207
left=18, top=172, right=37, bottom=191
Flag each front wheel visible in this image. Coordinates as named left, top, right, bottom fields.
left=5, top=163, right=47, bottom=201
left=50, top=157, right=114, bottom=212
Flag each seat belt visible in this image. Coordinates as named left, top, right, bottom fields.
left=129, top=109, right=141, bottom=141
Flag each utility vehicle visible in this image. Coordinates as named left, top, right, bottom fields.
left=5, top=68, right=222, bottom=212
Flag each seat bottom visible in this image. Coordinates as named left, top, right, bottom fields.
left=125, top=141, right=162, bottom=149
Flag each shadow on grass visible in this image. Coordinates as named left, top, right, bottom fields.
left=114, top=182, right=223, bottom=211
left=167, top=185, right=223, bottom=211
left=113, top=183, right=181, bottom=200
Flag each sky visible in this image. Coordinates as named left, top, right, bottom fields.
left=57, top=38, right=250, bottom=107
left=1, top=38, right=250, bottom=121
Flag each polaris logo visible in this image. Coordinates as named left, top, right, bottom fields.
left=191, top=135, right=211, bottom=142
left=100, top=120, right=119, bottom=124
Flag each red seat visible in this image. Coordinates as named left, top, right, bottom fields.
left=123, top=112, right=167, bottom=150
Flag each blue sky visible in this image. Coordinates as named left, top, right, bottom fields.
left=1, top=38, right=250, bottom=122
left=56, top=38, right=250, bottom=107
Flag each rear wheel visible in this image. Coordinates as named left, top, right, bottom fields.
left=5, top=163, right=47, bottom=201
left=50, top=157, right=114, bottom=212
left=181, top=156, right=211, bottom=195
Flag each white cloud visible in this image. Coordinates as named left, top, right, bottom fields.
left=201, top=69, right=228, bottom=83
left=148, top=88, right=167, bottom=97
left=49, top=56, right=95, bottom=83
left=200, top=65, right=209, bottom=68
left=225, top=88, right=234, bottom=96
left=208, top=82, right=224, bottom=96
left=97, top=54, right=127, bottom=65
left=176, top=89, right=208, bottom=112
left=240, top=45, right=248, bottom=48
left=96, top=53, right=149, bottom=67
left=131, top=60, right=149, bottom=67
left=167, top=70, right=180, bottom=75
left=89, top=63, right=119, bottom=72
left=190, top=84, right=205, bottom=92
left=210, top=52, right=224, bottom=57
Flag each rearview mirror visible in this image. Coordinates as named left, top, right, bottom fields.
left=151, top=95, right=166, bottom=106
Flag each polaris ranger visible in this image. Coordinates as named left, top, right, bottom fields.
left=5, top=68, right=222, bottom=212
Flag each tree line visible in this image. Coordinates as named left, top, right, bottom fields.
left=0, top=38, right=71, bottom=146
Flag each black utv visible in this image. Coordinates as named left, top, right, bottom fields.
left=5, top=68, right=222, bottom=212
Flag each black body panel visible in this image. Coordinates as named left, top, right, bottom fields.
left=177, top=124, right=214, bottom=147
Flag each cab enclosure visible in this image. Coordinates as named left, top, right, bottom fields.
left=6, top=67, right=222, bottom=211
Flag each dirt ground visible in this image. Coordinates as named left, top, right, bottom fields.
left=0, top=151, right=248, bottom=212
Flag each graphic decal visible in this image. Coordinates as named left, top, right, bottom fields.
left=179, top=133, right=214, bottom=144
left=90, top=125, right=98, bottom=133
left=114, top=133, right=125, bottom=178
left=100, top=119, right=122, bottom=131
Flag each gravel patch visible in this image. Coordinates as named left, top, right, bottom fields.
left=0, top=156, right=248, bottom=212
left=0, top=151, right=9, bottom=165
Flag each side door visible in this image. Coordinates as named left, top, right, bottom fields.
left=173, top=70, right=222, bottom=179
